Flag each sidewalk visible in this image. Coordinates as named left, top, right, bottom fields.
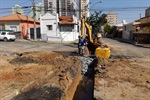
left=115, top=38, right=150, bottom=48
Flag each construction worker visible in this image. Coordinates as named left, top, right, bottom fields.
left=97, top=34, right=103, bottom=45
left=78, top=35, right=86, bottom=55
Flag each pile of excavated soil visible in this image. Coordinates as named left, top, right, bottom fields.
left=0, top=52, right=81, bottom=99
left=94, top=57, right=150, bottom=100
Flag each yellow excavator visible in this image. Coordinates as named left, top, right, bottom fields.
left=79, top=17, right=110, bottom=59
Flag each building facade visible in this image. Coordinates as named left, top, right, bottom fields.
left=106, top=12, right=118, bottom=26
left=79, top=0, right=90, bottom=19
left=30, top=3, right=44, bottom=20
left=0, top=14, right=40, bottom=39
left=145, top=7, right=150, bottom=17
left=42, top=0, right=76, bottom=16
left=40, top=13, right=79, bottom=42
left=122, top=23, right=133, bottom=40
left=11, top=5, right=24, bottom=15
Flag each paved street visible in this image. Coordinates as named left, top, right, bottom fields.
left=0, top=40, right=78, bottom=56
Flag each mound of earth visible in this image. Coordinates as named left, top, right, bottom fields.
left=0, top=52, right=81, bottom=99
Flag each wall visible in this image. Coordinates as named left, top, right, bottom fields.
left=40, top=13, right=60, bottom=41
left=59, top=32, right=79, bottom=41
left=20, top=21, right=40, bottom=38
left=5, top=21, right=20, bottom=31
left=122, top=23, right=133, bottom=39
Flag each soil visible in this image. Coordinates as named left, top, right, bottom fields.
left=0, top=51, right=81, bottom=99
left=94, top=39, right=150, bottom=100
left=0, top=39, right=149, bottom=100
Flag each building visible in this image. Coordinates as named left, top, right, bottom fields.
left=59, top=0, right=76, bottom=16
left=122, top=23, right=133, bottom=40
left=40, top=13, right=79, bottom=42
left=30, top=3, right=44, bottom=20
left=42, top=0, right=57, bottom=14
left=42, top=0, right=76, bottom=16
left=145, top=7, right=150, bottom=17
left=106, top=12, right=118, bottom=26
left=133, top=17, right=150, bottom=43
left=79, top=0, right=90, bottom=19
left=0, top=14, right=40, bottom=39
left=11, top=5, right=24, bottom=15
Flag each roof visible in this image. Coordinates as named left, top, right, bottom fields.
left=59, top=16, right=75, bottom=25
left=0, top=14, right=40, bottom=23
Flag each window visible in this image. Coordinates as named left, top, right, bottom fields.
left=1, top=32, right=6, bottom=35
left=10, top=26, right=17, bottom=32
left=47, top=25, right=53, bottom=30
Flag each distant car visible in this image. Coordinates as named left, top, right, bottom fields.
left=0, top=31, right=16, bottom=42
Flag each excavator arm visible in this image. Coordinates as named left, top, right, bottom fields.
left=81, top=18, right=93, bottom=43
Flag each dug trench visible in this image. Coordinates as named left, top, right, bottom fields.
left=1, top=51, right=82, bottom=100
left=1, top=51, right=110, bottom=100
left=2, top=50, right=148, bottom=100
left=1, top=51, right=100, bottom=100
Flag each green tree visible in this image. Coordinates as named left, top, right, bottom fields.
left=104, top=24, right=112, bottom=34
left=86, top=11, right=107, bottom=35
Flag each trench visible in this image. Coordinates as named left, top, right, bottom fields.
left=72, top=57, right=96, bottom=100
left=3, top=55, right=97, bottom=100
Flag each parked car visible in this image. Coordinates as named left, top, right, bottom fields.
left=0, top=31, right=16, bottom=42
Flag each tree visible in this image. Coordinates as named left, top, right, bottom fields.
left=104, top=24, right=112, bottom=34
left=86, top=11, right=107, bottom=35
left=104, top=24, right=118, bottom=38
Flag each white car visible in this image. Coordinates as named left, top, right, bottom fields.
left=0, top=31, right=16, bottom=42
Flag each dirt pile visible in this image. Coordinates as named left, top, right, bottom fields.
left=0, top=52, right=81, bottom=99
left=94, top=57, right=150, bottom=100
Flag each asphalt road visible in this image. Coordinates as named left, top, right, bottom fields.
left=0, top=38, right=149, bottom=59
left=0, top=40, right=78, bottom=56
left=104, top=38, right=150, bottom=59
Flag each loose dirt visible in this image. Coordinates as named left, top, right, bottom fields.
left=0, top=51, right=81, bottom=99
left=94, top=54, right=150, bottom=100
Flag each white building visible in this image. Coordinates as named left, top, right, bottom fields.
left=12, top=5, right=24, bottom=15
left=40, top=13, right=79, bottom=42
left=30, top=3, right=44, bottom=20
left=79, top=0, right=90, bottom=19
left=122, top=23, right=133, bottom=40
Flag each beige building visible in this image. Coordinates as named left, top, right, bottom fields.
left=145, top=7, right=150, bottom=17
left=106, top=12, right=118, bottom=26
left=79, top=0, right=90, bottom=19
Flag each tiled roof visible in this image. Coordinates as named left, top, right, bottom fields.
left=59, top=16, right=75, bottom=25
left=0, top=14, right=40, bottom=23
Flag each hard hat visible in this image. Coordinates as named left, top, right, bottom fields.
left=97, top=34, right=102, bottom=38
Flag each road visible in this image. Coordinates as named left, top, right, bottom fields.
left=0, top=40, right=77, bottom=56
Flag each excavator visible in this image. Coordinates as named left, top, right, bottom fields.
left=79, top=17, right=110, bottom=59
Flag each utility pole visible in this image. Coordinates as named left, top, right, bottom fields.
left=79, top=0, right=81, bottom=20
left=32, top=0, right=37, bottom=41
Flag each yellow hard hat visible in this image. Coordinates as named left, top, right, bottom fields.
left=97, top=34, right=102, bottom=38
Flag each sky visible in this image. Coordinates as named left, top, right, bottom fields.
left=0, top=0, right=150, bottom=24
